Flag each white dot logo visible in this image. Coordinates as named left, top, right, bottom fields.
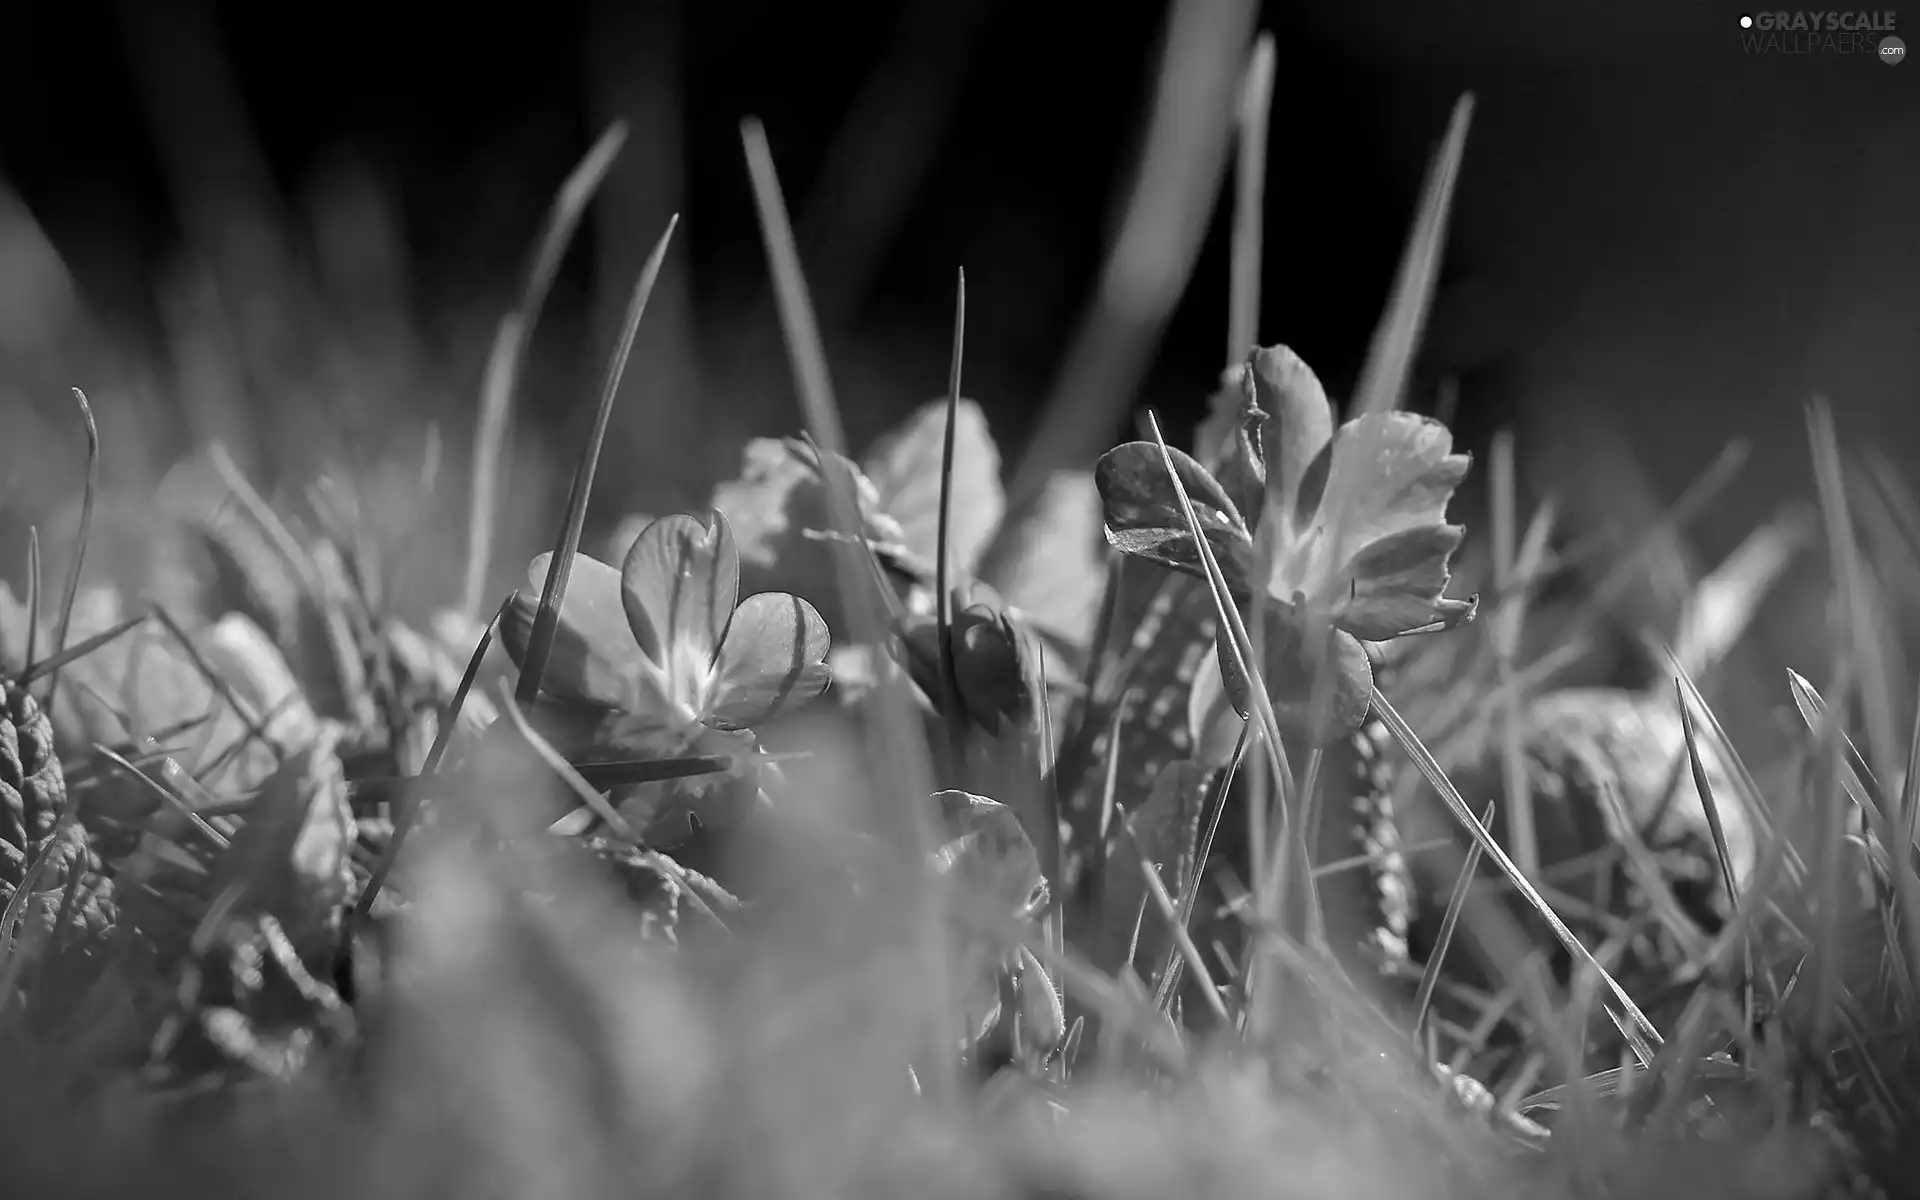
left=1739, top=13, right=1753, bottom=27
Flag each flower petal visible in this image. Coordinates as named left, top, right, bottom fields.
left=1249, top=346, right=1336, bottom=540
left=1270, top=411, right=1470, bottom=605
left=705, top=592, right=833, bottom=729
left=500, top=553, right=643, bottom=709
left=1333, top=523, right=1468, bottom=640
left=621, top=511, right=741, bottom=673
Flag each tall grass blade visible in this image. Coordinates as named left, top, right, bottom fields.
left=354, top=595, right=512, bottom=918
left=935, top=269, right=967, bottom=768
left=22, top=527, right=39, bottom=673
left=1006, top=0, right=1256, bottom=515
left=741, top=115, right=953, bottom=1094
left=516, top=216, right=679, bottom=706
left=1488, top=430, right=1538, bottom=879
left=1226, top=33, right=1274, bottom=366
left=1349, top=95, right=1474, bottom=418
left=42, top=388, right=98, bottom=713
left=462, top=122, right=630, bottom=620
left=1673, top=681, right=1757, bottom=1033
left=1808, top=399, right=1901, bottom=781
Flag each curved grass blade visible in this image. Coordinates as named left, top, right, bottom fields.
left=1666, top=650, right=1796, bottom=871
left=1787, top=669, right=1894, bottom=838
left=1673, top=682, right=1760, bottom=1034
left=516, top=215, right=679, bottom=706
left=41, top=388, right=98, bottom=712
left=463, top=122, right=629, bottom=620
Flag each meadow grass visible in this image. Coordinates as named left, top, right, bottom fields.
left=0, top=22, right=1915, bottom=1200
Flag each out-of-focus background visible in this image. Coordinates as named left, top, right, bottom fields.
left=1, top=0, right=1916, bottom=701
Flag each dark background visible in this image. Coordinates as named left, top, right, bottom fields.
left=1, top=0, right=1916, bottom=679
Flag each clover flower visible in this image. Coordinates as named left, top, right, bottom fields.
left=500, top=511, right=833, bottom=844
left=505, top=510, right=832, bottom=733
left=1095, top=345, right=1477, bottom=744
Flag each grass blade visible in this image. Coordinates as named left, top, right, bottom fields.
left=741, top=115, right=953, bottom=1095
left=1349, top=95, right=1474, bottom=419
left=18, top=612, right=149, bottom=686
left=515, top=215, right=679, bottom=706
left=462, top=122, right=629, bottom=620
left=936, top=269, right=967, bottom=768
left=740, top=116, right=937, bottom=807
left=1673, top=680, right=1757, bottom=1035
left=1413, top=802, right=1496, bottom=1040
left=1488, top=429, right=1538, bottom=879
left=22, top=527, right=39, bottom=673
left=493, top=679, right=725, bottom=930
left=1126, top=821, right=1230, bottom=1025
left=92, top=744, right=230, bottom=852
left=1152, top=723, right=1252, bottom=1012
left=353, top=595, right=511, bottom=918
left=1808, top=399, right=1902, bottom=786
left=1226, top=32, right=1274, bottom=366
left=1141, top=414, right=1297, bottom=913
left=1005, top=0, right=1256, bottom=517
left=1370, top=687, right=1663, bottom=1057
left=1787, top=669, right=1895, bottom=841
left=42, top=388, right=99, bottom=713
left=1670, top=505, right=1809, bottom=680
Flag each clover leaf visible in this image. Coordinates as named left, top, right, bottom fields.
left=1092, top=442, right=1256, bottom=598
